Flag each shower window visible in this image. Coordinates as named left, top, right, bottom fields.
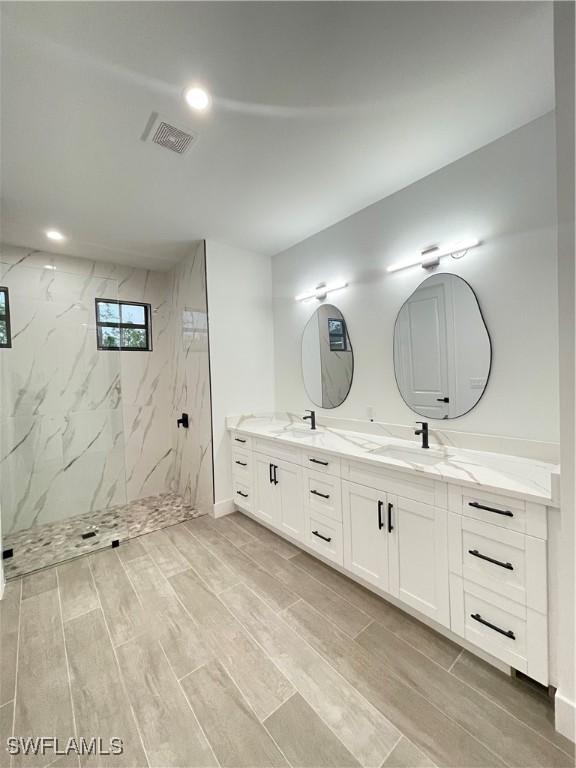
left=0, top=287, right=12, bottom=348
left=95, top=298, right=152, bottom=351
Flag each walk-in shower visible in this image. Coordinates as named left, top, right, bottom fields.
left=0, top=241, right=213, bottom=578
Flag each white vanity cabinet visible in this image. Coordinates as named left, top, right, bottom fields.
left=252, top=440, right=305, bottom=539
left=342, top=482, right=390, bottom=591
left=229, top=428, right=551, bottom=686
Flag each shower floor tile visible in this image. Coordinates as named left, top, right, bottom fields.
left=2, top=493, right=206, bottom=579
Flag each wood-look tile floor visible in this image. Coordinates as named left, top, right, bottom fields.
left=1, top=513, right=574, bottom=768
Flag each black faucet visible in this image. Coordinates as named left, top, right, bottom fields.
left=303, top=410, right=316, bottom=430
left=415, top=421, right=429, bottom=449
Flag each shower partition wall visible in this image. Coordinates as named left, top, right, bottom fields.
left=0, top=242, right=213, bottom=579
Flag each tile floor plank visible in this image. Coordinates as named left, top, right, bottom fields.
left=13, top=587, right=76, bottom=768
left=0, top=700, right=14, bottom=768
left=116, top=633, right=217, bottom=767
left=264, top=692, right=360, bottom=768
left=186, top=518, right=299, bottom=611
left=180, top=661, right=288, bottom=768
left=170, top=569, right=294, bottom=720
left=230, top=513, right=301, bottom=558
left=0, top=580, right=21, bottom=706
left=282, top=599, right=502, bottom=768
left=382, top=738, right=436, bottom=768
left=221, top=583, right=400, bottom=768
left=451, top=651, right=575, bottom=758
left=291, top=552, right=461, bottom=668
left=139, top=529, right=191, bottom=578
left=244, top=541, right=372, bottom=637
left=21, top=568, right=57, bottom=600
left=89, top=549, right=145, bottom=647
left=116, top=539, right=147, bottom=563
left=203, top=515, right=258, bottom=547
left=64, top=608, right=148, bottom=768
left=164, top=525, right=240, bottom=594
left=123, top=555, right=212, bottom=679
left=357, top=621, right=573, bottom=767
left=57, top=558, right=99, bottom=622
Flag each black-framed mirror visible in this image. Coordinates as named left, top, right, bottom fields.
left=301, top=304, right=354, bottom=408
left=393, top=273, right=491, bottom=419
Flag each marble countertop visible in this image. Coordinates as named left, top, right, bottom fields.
left=228, top=416, right=559, bottom=506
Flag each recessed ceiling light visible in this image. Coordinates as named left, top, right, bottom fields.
left=184, top=86, right=210, bottom=111
left=45, top=229, right=65, bottom=241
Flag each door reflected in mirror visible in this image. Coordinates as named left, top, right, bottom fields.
left=393, top=273, right=491, bottom=419
left=301, top=304, right=353, bottom=408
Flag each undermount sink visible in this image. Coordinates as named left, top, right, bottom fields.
left=369, top=445, right=447, bottom=466
left=268, top=426, right=319, bottom=440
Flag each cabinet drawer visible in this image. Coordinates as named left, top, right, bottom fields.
left=450, top=576, right=548, bottom=684
left=233, top=480, right=252, bottom=513
left=253, top=437, right=301, bottom=465
left=448, top=486, right=546, bottom=539
left=302, top=450, right=341, bottom=477
left=306, top=511, right=343, bottom=566
left=232, top=447, right=252, bottom=482
left=231, top=432, right=253, bottom=450
left=303, top=469, right=342, bottom=521
left=448, top=515, right=546, bottom=612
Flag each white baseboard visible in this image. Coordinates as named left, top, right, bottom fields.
left=555, top=689, right=576, bottom=743
left=212, top=498, right=236, bottom=519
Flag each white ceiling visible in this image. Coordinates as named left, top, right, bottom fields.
left=1, top=2, right=554, bottom=270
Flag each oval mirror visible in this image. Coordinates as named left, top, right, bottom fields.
left=393, top=273, right=491, bottom=419
left=301, top=304, right=354, bottom=408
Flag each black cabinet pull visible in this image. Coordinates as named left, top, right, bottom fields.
left=236, top=491, right=248, bottom=498
left=235, top=437, right=247, bottom=443
left=312, top=530, right=332, bottom=543
left=309, top=458, right=329, bottom=466
left=387, top=502, right=394, bottom=533
left=469, top=501, right=513, bottom=517
left=468, top=549, right=513, bottom=570
left=273, top=465, right=279, bottom=485
left=235, top=460, right=247, bottom=467
left=377, top=500, right=384, bottom=530
left=470, top=613, right=515, bottom=640
left=311, top=489, right=330, bottom=499
left=436, top=397, right=450, bottom=403
left=269, top=463, right=274, bottom=484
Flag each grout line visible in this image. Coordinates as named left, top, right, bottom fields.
left=87, top=556, right=151, bottom=768
left=352, top=618, right=374, bottom=640
left=261, top=690, right=297, bottom=725
left=447, top=648, right=463, bottom=674
left=379, top=733, right=403, bottom=767
left=55, top=568, right=79, bottom=753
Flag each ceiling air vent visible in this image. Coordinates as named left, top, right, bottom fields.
left=152, top=121, right=196, bottom=154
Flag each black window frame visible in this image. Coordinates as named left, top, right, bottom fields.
left=95, top=298, right=152, bottom=352
left=0, top=287, right=12, bottom=349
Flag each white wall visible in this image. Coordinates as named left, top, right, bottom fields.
left=206, top=240, right=275, bottom=514
left=553, top=1, right=575, bottom=742
left=272, top=114, right=559, bottom=444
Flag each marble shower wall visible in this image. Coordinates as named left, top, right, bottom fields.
left=167, top=241, right=214, bottom=514
left=0, top=242, right=214, bottom=535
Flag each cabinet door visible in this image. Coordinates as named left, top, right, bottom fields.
left=343, top=481, right=389, bottom=592
left=275, top=459, right=304, bottom=542
left=253, top=453, right=278, bottom=526
left=388, top=495, right=449, bottom=627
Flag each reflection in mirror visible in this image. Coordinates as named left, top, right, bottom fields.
left=393, top=273, right=491, bottom=419
left=301, top=304, right=353, bottom=409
